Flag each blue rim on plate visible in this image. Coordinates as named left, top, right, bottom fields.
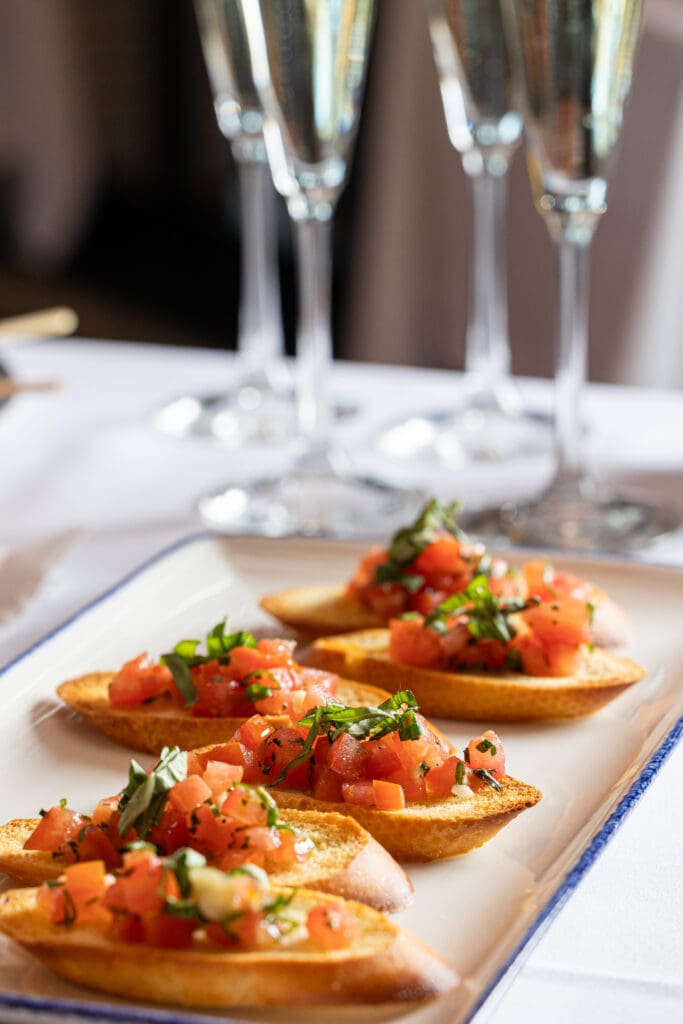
left=0, top=533, right=682, bottom=1024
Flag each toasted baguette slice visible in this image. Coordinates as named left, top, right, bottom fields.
left=57, top=673, right=392, bottom=754
left=272, top=777, right=541, bottom=862
left=305, top=630, right=646, bottom=722
left=0, top=811, right=413, bottom=913
left=261, top=585, right=382, bottom=635
left=190, top=743, right=541, bottom=862
left=262, top=584, right=632, bottom=650
left=0, top=886, right=457, bottom=1007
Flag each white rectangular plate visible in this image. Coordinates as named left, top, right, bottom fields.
left=0, top=535, right=682, bottom=1024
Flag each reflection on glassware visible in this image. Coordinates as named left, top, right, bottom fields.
left=488, top=0, right=679, bottom=549
left=378, top=0, right=550, bottom=468
left=156, top=0, right=294, bottom=445
left=200, top=0, right=423, bottom=536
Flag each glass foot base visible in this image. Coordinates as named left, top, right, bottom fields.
left=154, top=386, right=296, bottom=445
left=199, top=469, right=425, bottom=539
left=469, top=480, right=681, bottom=552
left=155, top=389, right=356, bottom=445
left=376, top=406, right=552, bottom=468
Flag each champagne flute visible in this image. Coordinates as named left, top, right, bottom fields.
left=495, top=0, right=678, bottom=548
left=199, top=0, right=422, bottom=536
left=156, top=0, right=294, bottom=445
left=379, top=0, right=550, bottom=467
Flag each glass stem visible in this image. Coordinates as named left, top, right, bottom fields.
left=235, top=157, right=284, bottom=367
left=554, top=238, right=591, bottom=486
left=293, top=216, right=332, bottom=454
left=466, top=166, right=512, bottom=396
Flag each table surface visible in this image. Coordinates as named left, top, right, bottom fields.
left=2, top=338, right=683, bottom=1023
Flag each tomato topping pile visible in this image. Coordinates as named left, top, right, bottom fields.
left=388, top=579, right=593, bottom=678
left=348, top=500, right=602, bottom=646
left=25, top=747, right=312, bottom=873
left=108, top=624, right=338, bottom=720
left=203, top=695, right=506, bottom=808
left=37, top=848, right=360, bottom=952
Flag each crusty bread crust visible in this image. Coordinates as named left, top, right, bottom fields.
left=0, top=812, right=413, bottom=914
left=57, top=673, right=392, bottom=754
left=0, top=886, right=457, bottom=1007
left=304, top=629, right=646, bottom=722
left=272, top=777, right=541, bottom=862
left=261, top=585, right=381, bottom=635
left=261, top=584, right=632, bottom=649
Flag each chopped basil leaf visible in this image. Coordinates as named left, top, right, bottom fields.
left=117, top=746, right=187, bottom=839
left=371, top=499, right=466, bottom=588
left=159, top=620, right=260, bottom=708
left=162, top=652, right=199, bottom=707
left=455, top=761, right=467, bottom=786
left=425, top=574, right=537, bottom=642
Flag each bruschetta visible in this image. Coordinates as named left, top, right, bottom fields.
left=261, top=498, right=632, bottom=648
left=57, top=621, right=391, bottom=754
left=0, top=745, right=412, bottom=913
left=0, top=850, right=457, bottom=1007
left=303, top=575, right=645, bottom=721
left=190, top=691, right=542, bottom=862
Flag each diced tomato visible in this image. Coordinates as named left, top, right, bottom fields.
left=365, top=585, right=410, bottom=620
left=141, top=913, right=196, bottom=948
left=91, top=796, right=119, bottom=826
left=348, top=548, right=388, bottom=590
left=190, top=661, right=242, bottom=717
left=509, top=633, right=551, bottom=676
left=168, top=775, right=212, bottom=815
left=190, top=804, right=237, bottom=856
left=412, top=536, right=469, bottom=578
left=258, top=726, right=311, bottom=789
left=234, top=716, right=275, bottom=752
left=109, top=911, right=145, bottom=943
left=363, top=736, right=403, bottom=779
left=307, top=903, right=359, bottom=949
left=372, top=779, right=405, bottom=810
left=389, top=616, right=445, bottom=668
left=466, top=730, right=505, bottom=778
left=228, top=646, right=276, bottom=678
left=255, top=637, right=297, bottom=664
left=202, top=760, right=244, bottom=795
left=61, top=860, right=111, bottom=925
left=545, top=642, right=583, bottom=677
left=408, top=589, right=448, bottom=616
left=523, top=559, right=591, bottom=602
left=522, top=598, right=592, bottom=647
left=311, top=765, right=344, bottom=802
left=341, top=780, right=376, bottom=807
left=109, top=654, right=173, bottom=707
left=24, top=805, right=82, bottom=852
left=67, top=824, right=121, bottom=869
left=221, top=787, right=268, bottom=827
left=105, top=850, right=169, bottom=916
left=148, top=815, right=193, bottom=855
left=327, top=733, right=368, bottom=782
left=424, top=756, right=462, bottom=797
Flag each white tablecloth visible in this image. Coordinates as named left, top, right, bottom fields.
left=3, top=338, right=683, bottom=1022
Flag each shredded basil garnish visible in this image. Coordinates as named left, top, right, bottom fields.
left=370, top=499, right=466, bottom=588
left=117, top=746, right=187, bottom=839
left=270, top=691, right=421, bottom=786
left=160, top=620, right=258, bottom=708
left=424, top=575, right=538, bottom=642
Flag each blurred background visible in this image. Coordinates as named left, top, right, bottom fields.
left=0, top=0, right=681, bottom=385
